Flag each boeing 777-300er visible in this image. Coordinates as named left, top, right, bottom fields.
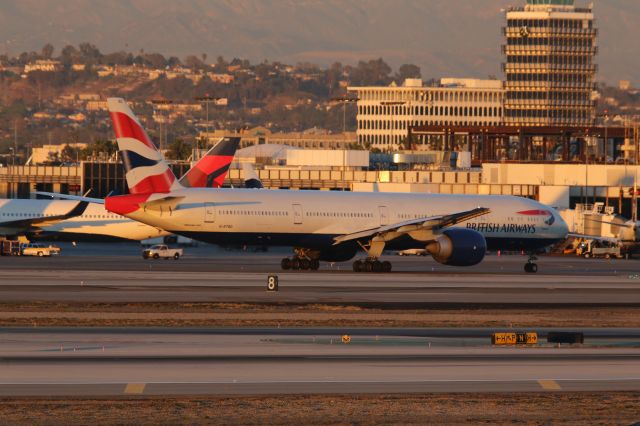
left=3, top=137, right=240, bottom=241
left=70, top=98, right=569, bottom=273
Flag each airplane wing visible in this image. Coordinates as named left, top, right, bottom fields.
left=333, top=207, right=490, bottom=245
left=0, top=200, right=89, bottom=229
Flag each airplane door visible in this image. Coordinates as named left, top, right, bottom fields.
left=204, top=202, right=216, bottom=223
left=379, top=206, right=389, bottom=226
left=292, top=204, right=303, bottom=225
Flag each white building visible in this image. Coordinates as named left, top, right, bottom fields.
left=503, top=0, right=597, bottom=126
left=24, top=60, right=62, bottom=73
left=348, top=78, right=503, bottom=150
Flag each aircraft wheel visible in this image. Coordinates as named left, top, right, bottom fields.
left=291, top=258, right=301, bottom=270
left=281, top=258, right=292, bottom=270
left=372, top=260, right=382, bottom=273
left=524, top=263, right=531, bottom=273
left=353, top=260, right=362, bottom=272
left=382, top=261, right=392, bottom=273
left=310, top=259, right=320, bottom=271
left=530, top=263, right=538, bottom=273
left=364, top=261, right=373, bottom=273
left=300, top=258, right=311, bottom=270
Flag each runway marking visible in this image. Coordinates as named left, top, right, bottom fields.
left=3, top=378, right=639, bottom=386
left=538, top=379, right=561, bottom=390
left=124, top=383, right=146, bottom=394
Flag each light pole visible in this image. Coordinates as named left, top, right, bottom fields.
left=330, top=96, right=359, bottom=134
left=196, top=95, right=217, bottom=140
left=604, top=110, right=609, bottom=163
left=151, top=99, right=172, bottom=151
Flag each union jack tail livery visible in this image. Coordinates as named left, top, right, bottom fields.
left=107, top=98, right=183, bottom=194
left=179, top=137, right=240, bottom=188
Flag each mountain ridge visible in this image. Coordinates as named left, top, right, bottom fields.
left=0, top=0, right=637, bottom=83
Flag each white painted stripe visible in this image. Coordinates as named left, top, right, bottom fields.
left=117, top=137, right=163, bottom=161
left=125, top=163, right=170, bottom=188
left=107, top=98, right=141, bottom=125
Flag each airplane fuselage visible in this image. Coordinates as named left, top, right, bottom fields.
left=109, top=188, right=568, bottom=252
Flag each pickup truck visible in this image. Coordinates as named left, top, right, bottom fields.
left=142, top=244, right=183, bottom=260
left=21, top=243, right=61, bottom=257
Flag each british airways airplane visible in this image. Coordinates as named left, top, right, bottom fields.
left=3, top=138, right=240, bottom=241
left=72, top=98, right=569, bottom=273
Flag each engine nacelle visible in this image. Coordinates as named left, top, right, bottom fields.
left=426, top=228, right=486, bottom=266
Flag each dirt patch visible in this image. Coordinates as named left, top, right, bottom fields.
left=1, top=393, right=638, bottom=425
left=0, top=302, right=639, bottom=327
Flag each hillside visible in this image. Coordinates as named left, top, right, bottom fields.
left=0, top=0, right=638, bottom=83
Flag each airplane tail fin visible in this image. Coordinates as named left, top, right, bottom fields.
left=107, top=98, right=182, bottom=194
left=179, top=137, right=240, bottom=188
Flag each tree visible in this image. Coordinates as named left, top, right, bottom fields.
left=60, top=45, right=78, bottom=65
left=60, top=144, right=78, bottom=163
left=347, top=58, right=392, bottom=86
left=166, top=139, right=191, bottom=160
left=395, top=64, right=421, bottom=82
left=41, top=44, right=54, bottom=59
left=184, top=55, right=205, bottom=70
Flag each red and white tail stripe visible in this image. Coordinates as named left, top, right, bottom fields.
left=107, top=98, right=182, bottom=194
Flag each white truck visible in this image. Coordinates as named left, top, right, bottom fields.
left=21, top=243, right=61, bottom=257
left=142, top=244, right=183, bottom=260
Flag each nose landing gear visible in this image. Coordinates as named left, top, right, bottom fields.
left=524, top=255, right=538, bottom=273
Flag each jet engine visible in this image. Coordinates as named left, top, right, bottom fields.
left=426, top=228, right=486, bottom=266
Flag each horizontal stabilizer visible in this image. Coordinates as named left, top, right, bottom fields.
left=139, top=196, right=185, bottom=212
left=35, top=191, right=105, bottom=204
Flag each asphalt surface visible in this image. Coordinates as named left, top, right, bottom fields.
left=1, top=327, right=639, bottom=396
left=1, top=243, right=639, bottom=306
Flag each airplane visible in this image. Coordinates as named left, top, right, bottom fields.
left=0, top=198, right=89, bottom=238
left=3, top=137, right=240, bottom=241
left=62, top=98, right=569, bottom=273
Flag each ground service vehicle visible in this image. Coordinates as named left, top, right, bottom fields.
left=397, top=248, right=428, bottom=256
left=21, top=243, right=60, bottom=257
left=142, top=245, right=183, bottom=260
left=578, top=240, right=624, bottom=259
left=1, top=240, right=21, bottom=256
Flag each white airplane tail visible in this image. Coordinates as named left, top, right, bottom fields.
left=107, top=98, right=183, bottom=194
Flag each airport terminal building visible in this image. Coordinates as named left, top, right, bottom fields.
left=348, top=78, right=504, bottom=150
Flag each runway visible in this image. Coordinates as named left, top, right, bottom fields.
left=1, top=327, right=639, bottom=396
left=1, top=243, right=640, bottom=305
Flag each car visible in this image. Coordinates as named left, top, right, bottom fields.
left=142, top=244, right=183, bottom=260
left=397, top=248, right=428, bottom=256
left=21, top=243, right=60, bottom=257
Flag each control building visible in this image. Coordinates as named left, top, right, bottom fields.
left=348, top=78, right=503, bottom=150
left=503, top=0, right=597, bottom=126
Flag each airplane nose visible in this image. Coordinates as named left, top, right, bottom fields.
left=555, top=211, right=569, bottom=237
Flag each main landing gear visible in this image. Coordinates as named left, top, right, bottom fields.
left=352, top=259, right=392, bottom=273
left=524, top=255, right=538, bottom=273
left=280, top=257, right=320, bottom=271
left=281, top=248, right=320, bottom=271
